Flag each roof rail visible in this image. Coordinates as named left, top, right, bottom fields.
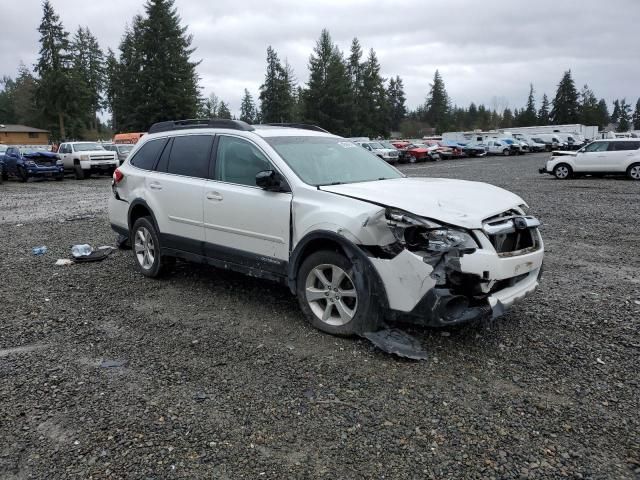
left=148, top=118, right=254, bottom=134
left=261, top=123, right=330, bottom=133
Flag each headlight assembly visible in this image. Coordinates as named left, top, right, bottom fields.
left=80, top=154, right=89, bottom=161
left=385, top=208, right=477, bottom=254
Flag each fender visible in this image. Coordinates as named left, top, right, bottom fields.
left=127, top=198, right=160, bottom=231
left=287, top=230, right=389, bottom=310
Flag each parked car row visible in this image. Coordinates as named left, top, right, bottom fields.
left=0, top=141, right=124, bottom=182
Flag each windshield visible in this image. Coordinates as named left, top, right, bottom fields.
left=367, top=142, right=385, bottom=149
left=380, top=141, right=396, bottom=149
left=0, top=145, right=7, bottom=153
left=74, top=143, right=105, bottom=152
left=266, top=136, right=403, bottom=186
left=19, top=147, right=47, bottom=154
left=117, top=145, right=134, bottom=153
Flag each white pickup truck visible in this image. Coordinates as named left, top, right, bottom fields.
left=57, top=142, right=118, bottom=179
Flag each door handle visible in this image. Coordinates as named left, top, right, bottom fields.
left=206, top=191, right=223, bottom=201
left=149, top=182, right=162, bottom=190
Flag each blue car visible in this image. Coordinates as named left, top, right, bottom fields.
left=3, top=146, right=64, bottom=182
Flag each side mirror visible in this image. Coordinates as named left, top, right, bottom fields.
left=256, top=170, right=290, bottom=192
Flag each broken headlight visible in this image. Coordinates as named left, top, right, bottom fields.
left=385, top=208, right=477, bottom=253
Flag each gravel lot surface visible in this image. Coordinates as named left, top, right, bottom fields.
left=1, top=153, right=638, bottom=479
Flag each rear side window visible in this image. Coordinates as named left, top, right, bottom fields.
left=130, top=138, right=168, bottom=170
left=611, top=141, right=640, bottom=151
left=166, top=135, right=213, bottom=178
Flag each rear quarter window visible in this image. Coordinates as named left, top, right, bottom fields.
left=130, top=138, right=169, bottom=170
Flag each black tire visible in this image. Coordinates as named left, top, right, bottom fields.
left=553, top=163, right=572, bottom=180
left=74, top=164, right=87, bottom=180
left=1, top=170, right=6, bottom=181
left=17, top=167, right=28, bottom=183
left=627, top=163, right=640, bottom=181
left=503, top=149, right=510, bottom=156
left=55, top=175, right=64, bottom=181
left=296, top=250, right=381, bottom=336
left=131, top=217, right=165, bottom=278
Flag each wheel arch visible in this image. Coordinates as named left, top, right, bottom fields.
left=128, top=199, right=160, bottom=232
left=288, top=230, right=389, bottom=310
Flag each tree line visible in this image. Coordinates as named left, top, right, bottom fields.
left=1, top=0, right=639, bottom=141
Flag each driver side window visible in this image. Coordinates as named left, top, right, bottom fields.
left=214, top=136, right=271, bottom=187
left=583, top=142, right=608, bottom=152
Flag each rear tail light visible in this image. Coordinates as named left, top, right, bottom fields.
left=113, top=168, right=124, bottom=184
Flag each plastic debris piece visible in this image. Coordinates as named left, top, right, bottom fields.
left=55, top=259, right=74, bottom=266
left=361, top=328, right=428, bottom=360
left=116, top=234, right=130, bottom=250
left=100, top=359, right=126, bottom=368
left=71, top=244, right=93, bottom=257
left=72, top=247, right=114, bottom=263
left=32, top=246, right=48, bottom=255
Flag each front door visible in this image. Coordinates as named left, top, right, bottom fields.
left=203, top=134, right=291, bottom=273
left=575, top=141, right=609, bottom=172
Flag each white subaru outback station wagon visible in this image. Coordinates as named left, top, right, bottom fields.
left=109, top=119, right=544, bottom=336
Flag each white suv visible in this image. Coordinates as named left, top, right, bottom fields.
left=540, top=139, right=640, bottom=180
left=109, top=119, right=544, bottom=336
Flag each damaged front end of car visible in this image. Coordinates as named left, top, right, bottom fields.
left=364, top=207, right=544, bottom=327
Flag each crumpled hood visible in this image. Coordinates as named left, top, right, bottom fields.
left=319, top=177, right=526, bottom=229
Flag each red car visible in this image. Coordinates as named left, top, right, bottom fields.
left=399, top=143, right=440, bottom=163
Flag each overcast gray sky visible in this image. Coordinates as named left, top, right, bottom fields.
left=1, top=0, right=639, bottom=116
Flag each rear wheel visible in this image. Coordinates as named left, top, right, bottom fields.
left=553, top=163, right=572, bottom=180
left=296, top=250, right=381, bottom=336
left=627, top=163, right=640, bottom=180
left=131, top=217, right=166, bottom=278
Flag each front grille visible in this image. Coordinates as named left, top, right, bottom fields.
left=489, top=229, right=536, bottom=254
left=483, top=211, right=541, bottom=255
left=90, top=155, right=115, bottom=161
left=36, top=162, right=53, bottom=167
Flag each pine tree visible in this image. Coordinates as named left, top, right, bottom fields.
left=501, top=108, right=514, bottom=128
left=467, top=103, right=478, bottom=129
left=35, top=0, right=75, bottom=139
left=595, top=99, right=610, bottom=129
left=633, top=98, right=640, bottom=130
left=538, top=93, right=550, bottom=124
left=423, top=70, right=450, bottom=133
left=239, top=89, right=257, bottom=124
left=104, top=48, right=119, bottom=129
left=387, top=76, right=406, bottom=132
left=520, top=84, right=537, bottom=126
left=550, top=70, right=579, bottom=124
left=259, top=46, right=294, bottom=123
left=359, top=48, right=389, bottom=137
left=611, top=99, right=621, bottom=124
left=71, top=26, right=104, bottom=132
left=134, top=0, right=200, bottom=129
left=578, top=84, right=599, bottom=126
left=303, top=29, right=351, bottom=135
left=217, top=101, right=231, bottom=119
left=347, top=38, right=364, bottom=134
left=617, top=99, right=631, bottom=132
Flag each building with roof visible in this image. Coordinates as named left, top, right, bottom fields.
left=0, top=124, right=50, bottom=145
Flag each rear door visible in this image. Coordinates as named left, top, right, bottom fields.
left=148, top=134, right=214, bottom=252
left=608, top=141, right=640, bottom=171
left=203, top=134, right=291, bottom=273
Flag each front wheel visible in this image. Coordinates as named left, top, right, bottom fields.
left=131, top=217, right=166, bottom=278
left=503, top=149, right=510, bottom=156
left=296, top=250, right=381, bottom=336
left=627, top=163, right=640, bottom=180
left=17, top=167, right=28, bottom=182
left=553, top=163, right=572, bottom=180
left=74, top=164, right=87, bottom=180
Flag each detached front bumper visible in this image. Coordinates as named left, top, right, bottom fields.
left=370, top=231, right=544, bottom=327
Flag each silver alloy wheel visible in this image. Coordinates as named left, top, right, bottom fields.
left=630, top=165, right=640, bottom=180
left=134, top=226, right=155, bottom=270
left=555, top=165, right=570, bottom=179
left=305, top=264, right=358, bottom=326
